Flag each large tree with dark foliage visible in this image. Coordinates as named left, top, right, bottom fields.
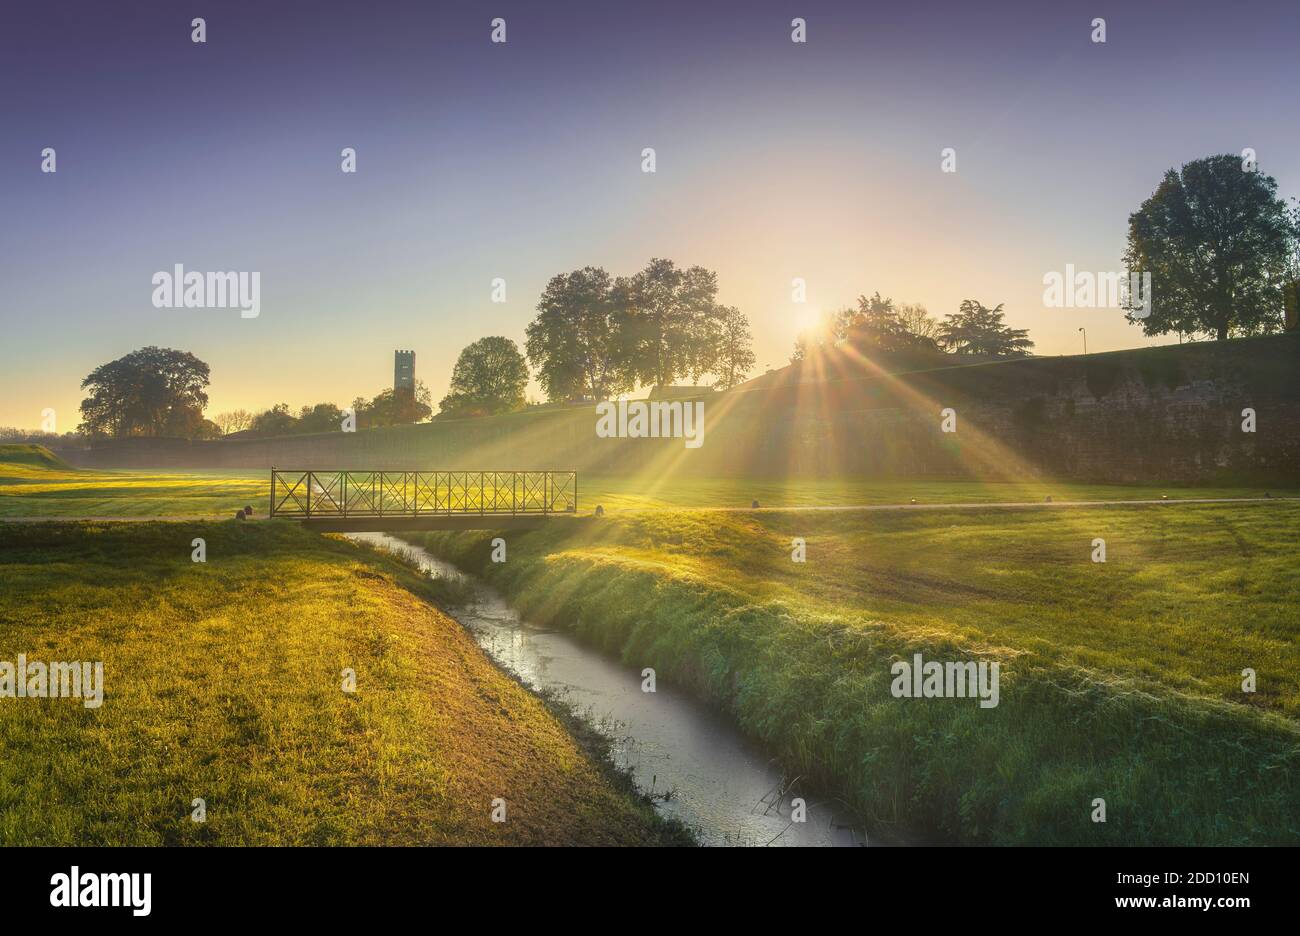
left=526, top=259, right=753, bottom=398
left=615, top=258, right=723, bottom=388
left=846, top=291, right=939, bottom=352
left=526, top=266, right=631, bottom=401
left=249, top=403, right=298, bottom=437
left=361, top=383, right=433, bottom=428
left=938, top=301, right=1034, bottom=356
left=78, top=346, right=211, bottom=438
left=438, top=337, right=529, bottom=418
left=1123, top=155, right=1297, bottom=340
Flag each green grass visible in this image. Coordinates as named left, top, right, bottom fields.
left=1, top=447, right=1288, bottom=520
left=0, top=451, right=265, bottom=518
left=7, top=448, right=1298, bottom=845
left=0, top=443, right=73, bottom=470
left=579, top=476, right=1292, bottom=511
left=415, top=500, right=1300, bottom=845
left=0, top=520, right=685, bottom=845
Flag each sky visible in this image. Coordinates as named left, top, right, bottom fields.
left=1, top=0, right=1298, bottom=430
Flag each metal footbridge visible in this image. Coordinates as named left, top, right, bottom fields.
left=269, top=469, right=577, bottom=531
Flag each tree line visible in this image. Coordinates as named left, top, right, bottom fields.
left=72, top=347, right=437, bottom=441
left=792, top=294, right=1033, bottom=362
left=224, top=382, right=435, bottom=437
left=67, top=258, right=756, bottom=438
left=526, top=259, right=755, bottom=401
left=439, top=258, right=756, bottom=419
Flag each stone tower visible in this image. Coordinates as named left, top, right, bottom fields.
left=394, top=349, right=415, bottom=391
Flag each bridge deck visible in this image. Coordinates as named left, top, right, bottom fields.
left=298, top=514, right=565, bottom=533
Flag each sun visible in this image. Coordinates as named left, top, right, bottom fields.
left=794, top=305, right=825, bottom=336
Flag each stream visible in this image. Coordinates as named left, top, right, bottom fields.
left=350, top=533, right=866, bottom=847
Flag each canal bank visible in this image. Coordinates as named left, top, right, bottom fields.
left=351, top=533, right=866, bottom=846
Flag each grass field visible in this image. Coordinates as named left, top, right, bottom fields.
left=5, top=445, right=1299, bottom=845
left=584, top=477, right=1291, bottom=510
left=0, top=450, right=264, bottom=518
left=0, top=520, right=684, bottom=845
left=1, top=445, right=1290, bottom=519
left=416, top=499, right=1300, bottom=845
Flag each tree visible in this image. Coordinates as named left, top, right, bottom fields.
left=295, top=402, right=345, bottom=434
left=847, top=291, right=896, bottom=346
left=347, top=380, right=433, bottom=429
left=616, top=259, right=722, bottom=387
left=896, top=303, right=943, bottom=344
left=249, top=403, right=298, bottom=436
left=714, top=305, right=756, bottom=389
left=938, top=300, right=1034, bottom=356
left=438, top=337, right=529, bottom=418
left=1289, top=198, right=1300, bottom=330
left=78, top=347, right=210, bottom=438
left=845, top=292, right=943, bottom=353
left=214, top=409, right=253, bottom=435
left=792, top=293, right=941, bottom=361
left=362, top=383, right=433, bottom=427
left=1124, top=155, right=1297, bottom=340
left=844, top=292, right=917, bottom=351
left=526, top=267, right=632, bottom=401
left=685, top=287, right=727, bottom=383
left=350, top=396, right=370, bottom=427
left=192, top=418, right=223, bottom=440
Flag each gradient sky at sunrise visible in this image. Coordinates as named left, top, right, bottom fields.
left=2, top=0, right=1298, bottom=428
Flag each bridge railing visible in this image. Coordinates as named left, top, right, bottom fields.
left=269, top=469, right=577, bottom=518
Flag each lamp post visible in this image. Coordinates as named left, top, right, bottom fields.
left=1078, top=327, right=1087, bottom=355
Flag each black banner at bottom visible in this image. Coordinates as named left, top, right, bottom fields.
left=0, top=845, right=1282, bottom=922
